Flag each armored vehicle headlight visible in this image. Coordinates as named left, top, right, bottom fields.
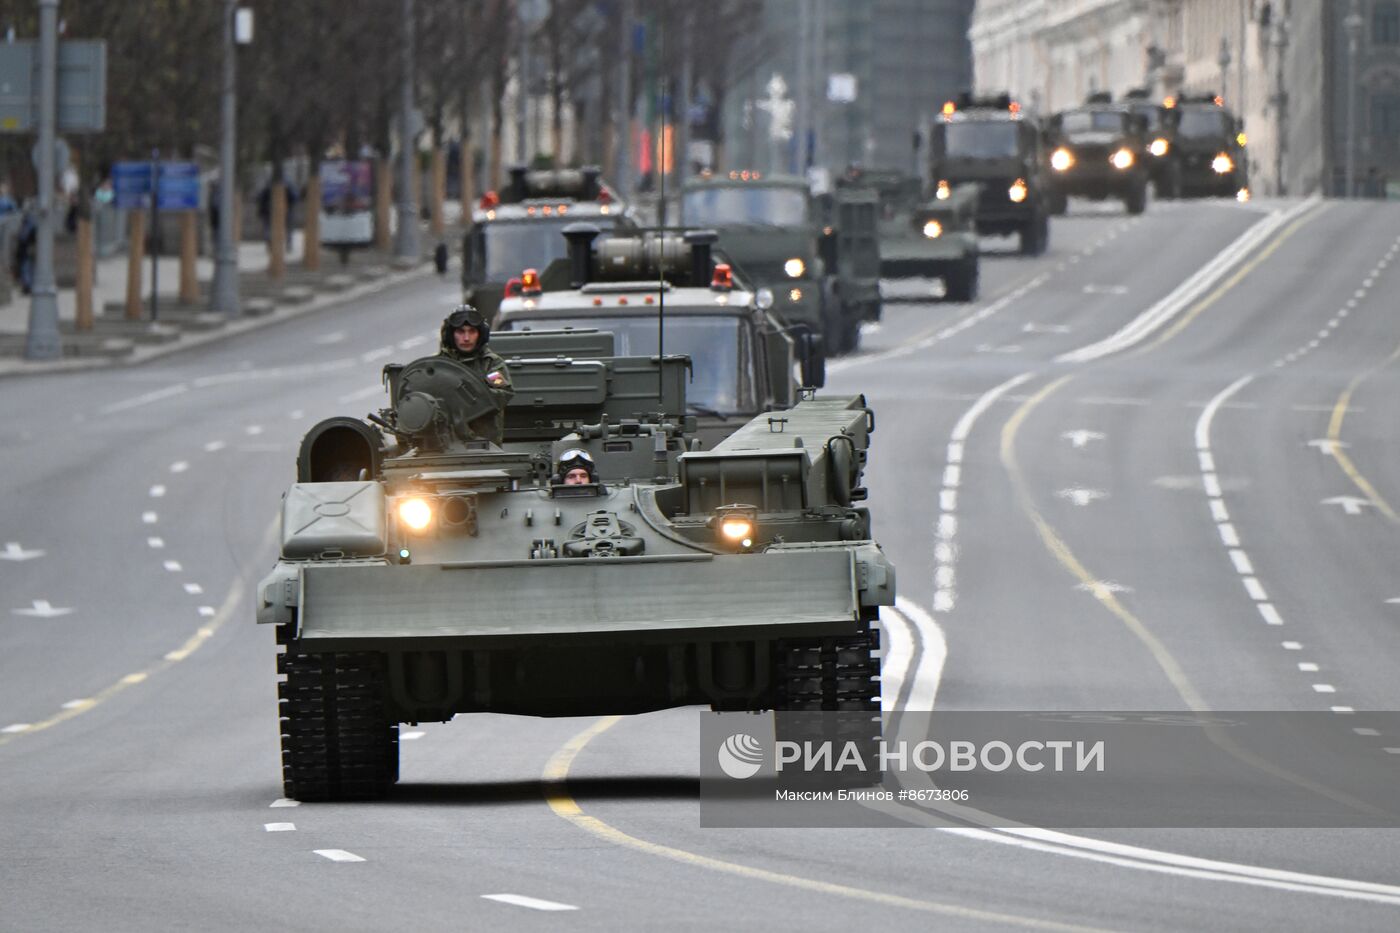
left=789, top=287, right=803, bottom=302
left=1212, top=153, right=1234, bottom=174
left=1050, top=148, right=1073, bottom=172
left=936, top=180, right=951, bottom=200
left=1110, top=148, right=1135, bottom=170
left=1149, top=138, right=1169, bottom=157
left=713, top=504, right=758, bottom=550
left=922, top=219, right=943, bottom=238
left=398, top=497, right=433, bottom=532
left=1008, top=179, right=1028, bottom=203
left=755, top=287, right=775, bottom=310
left=1236, top=187, right=1251, bottom=203
left=784, top=257, right=806, bottom=278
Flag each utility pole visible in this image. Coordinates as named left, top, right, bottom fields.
left=24, top=0, right=61, bottom=360
left=211, top=0, right=240, bottom=316
left=394, top=0, right=420, bottom=260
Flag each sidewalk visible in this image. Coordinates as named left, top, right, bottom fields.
left=0, top=210, right=464, bottom=377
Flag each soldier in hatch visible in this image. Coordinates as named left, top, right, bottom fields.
left=437, top=303, right=514, bottom=444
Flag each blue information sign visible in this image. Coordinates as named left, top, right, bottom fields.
left=110, top=160, right=200, bottom=211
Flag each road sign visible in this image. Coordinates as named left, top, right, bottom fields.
left=0, top=40, right=106, bottom=132
left=111, top=161, right=201, bottom=211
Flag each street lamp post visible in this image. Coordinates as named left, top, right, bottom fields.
left=394, top=0, right=420, bottom=261
left=1217, top=36, right=1231, bottom=101
left=211, top=0, right=241, bottom=316
left=1344, top=1, right=1365, bottom=198
left=1272, top=15, right=1290, bottom=196
left=24, top=0, right=60, bottom=359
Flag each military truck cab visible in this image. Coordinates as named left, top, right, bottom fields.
left=1123, top=88, right=1183, bottom=199
left=930, top=93, right=1052, bottom=256
left=494, top=223, right=816, bottom=449
left=460, top=165, right=626, bottom=321
left=1169, top=94, right=1249, bottom=200
left=1045, top=93, right=1151, bottom=215
left=680, top=171, right=879, bottom=357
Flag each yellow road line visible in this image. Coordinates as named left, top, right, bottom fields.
left=1326, top=342, right=1400, bottom=524
left=1135, top=202, right=1329, bottom=355
left=542, top=716, right=1119, bottom=933
left=0, top=518, right=276, bottom=749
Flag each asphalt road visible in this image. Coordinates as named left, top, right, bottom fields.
left=3, top=195, right=1400, bottom=932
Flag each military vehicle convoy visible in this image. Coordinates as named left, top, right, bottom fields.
left=494, top=223, right=817, bottom=449
left=1169, top=94, right=1250, bottom=200
left=460, top=165, right=625, bottom=321
left=1044, top=93, right=1151, bottom=215
left=257, top=328, right=892, bottom=801
left=680, top=171, right=881, bottom=357
left=846, top=169, right=980, bottom=303
left=929, top=93, right=1053, bottom=255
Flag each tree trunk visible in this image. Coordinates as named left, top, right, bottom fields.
left=303, top=174, right=322, bottom=271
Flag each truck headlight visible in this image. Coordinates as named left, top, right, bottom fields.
left=1212, top=153, right=1234, bottom=174
left=1149, top=138, right=1169, bottom=157
left=1111, top=148, right=1135, bottom=170
left=923, top=219, right=943, bottom=238
left=784, top=257, right=805, bottom=278
left=1008, top=178, right=1028, bottom=203
left=936, top=180, right=951, bottom=200
left=1050, top=148, right=1073, bottom=172
left=398, top=498, right=433, bottom=532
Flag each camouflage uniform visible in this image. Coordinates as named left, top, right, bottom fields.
left=438, top=305, right=514, bottom=444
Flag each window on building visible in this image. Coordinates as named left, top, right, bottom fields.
left=1371, top=94, right=1400, bottom=140
left=1375, top=1, right=1400, bottom=44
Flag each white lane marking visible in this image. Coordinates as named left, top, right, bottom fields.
left=1062, top=429, right=1105, bottom=449
left=269, top=798, right=300, bottom=808
left=61, top=699, right=93, bottom=709
left=1298, top=662, right=1319, bottom=672
left=1321, top=496, right=1371, bottom=516
left=1307, top=439, right=1349, bottom=456
left=1332, top=707, right=1355, bottom=714
left=147, top=537, right=164, bottom=549
left=879, top=607, right=915, bottom=712
left=314, top=330, right=347, bottom=345
left=12, top=600, right=73, bottom=618
left=183, top=583, right=204, bottom=595
left=1218, top=524, right=1240, bottom=547
left=264, top=823, right=296, bottom=832
left=169, top=461, right=189, bottom=474
left=120, top=673, right=147, bottom=685
left=2, top=724, right=32, bottom=733
left=481, top=894, right=578, bottom=912
left=203, top=440, right=226, bottom=452
left=974, top=343, right=1022, bottom=354
left=1198, top=451, right=1216, bottom=472
left=939, top=490, right=957, bottom=512
left=1057, top=488, right=1106, bottom=506
left=894, top=598, right=945, bottom=711
left=1023, top=322, right=1072, bottom=334
left=314, top=850, right=365, bottom=863
left=100, top=383, right=190, bottom=415
left=1210, top=500, right=1229, bottom=522
left=946, top=442, right=963, bottom=464
left=339, top=385, right=385, bottom=404
left=934, top=565, right=955, bottom=589
left=943, top=465, right=961, bottom=489
left=163, top=561, right=182, bottom=573
left=142, top=512, right=158, bottom=524
left=401, top=730, right=427, bottom=740
left=399, top=335, right=429, bottom=350
left=149, top=485, right=166, bottom=498
left=1082, top=284, right=1128, bottom=295
left=1313, top=684, right=1337, bottom=693
left=1353, top=728, right=1380, bottom=736
left=198, top=606, right=216, bottom=617
left=1076, top=580, right=1132, bottom=598
left=245, top=425, right=264, bottom=436
left=1385, top=748, right=1400, bottom=754
left=360, top=345, right=395, bottom=363
left=1258, top=604, right=1285, bottom=626
left=1059, top=199, right=1320, bottom=364
left=289, top=409, right=305, bottom=420
left=1202, top=474, right=1222, bottom=497
left=1282, top=641, right=1302, bottom=650
left=0, top=542, right=44, bottom=561
left=1229, top=550, right=1254, bottom=575
left=1242, top=577, right=1268, bottom=601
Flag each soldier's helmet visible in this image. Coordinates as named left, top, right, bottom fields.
left=441, top=303, right=491, bottom=351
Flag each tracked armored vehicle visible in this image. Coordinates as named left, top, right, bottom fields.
left=494, top=223, right=819, bottom=448
left=257, top=329, right=893, bottom=801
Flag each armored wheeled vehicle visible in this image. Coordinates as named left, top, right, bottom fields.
left=460, top=165, right=626, bottom=321
left=929, top=93, right=1052, bottom=255
left=1122, top=88, right=1183, bottom=199
left=257, top=330, right=892, bottom=801
left=494, top=223, right=817, bottom=449
left=680, top=170, right=881, bottom=357
left=1169, top=94, right=1249, bottom=200
left=847, top=169, right=980, bottom=303
left=1045, top=93, right=1151, bottom=215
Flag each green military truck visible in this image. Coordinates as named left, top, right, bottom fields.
left=929, top=93, right=1053, bottom=255
left=846, top=169, right=980, bottom=303
left=1169, top=94, right=1250, bottom=200
left=257, top=329, right=892, bottom=801
left=1122, top=88, right=1183, bottom=199
left=460, top=165, right=626, bottom=321
left=494, top=223, right=817, bottom=448
left=680, top=171, right=881, bottom=357
left=1044, top=93, right=1151, bottom=215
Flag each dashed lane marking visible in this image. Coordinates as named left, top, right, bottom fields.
left=481, top=894, right=579, bottom=912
